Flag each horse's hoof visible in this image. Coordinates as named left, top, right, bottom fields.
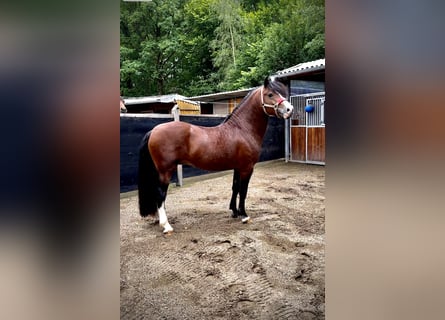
left=163, top=230, right=174, bottom=236
left=163, top=225, right=174, bottom=235
left=241, top=216, right=250, bottom=224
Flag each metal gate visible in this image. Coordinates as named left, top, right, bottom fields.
left=287, top=92, right=325, bottom=164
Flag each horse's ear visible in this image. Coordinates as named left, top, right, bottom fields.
left=264, top=76, right=276, bottom=88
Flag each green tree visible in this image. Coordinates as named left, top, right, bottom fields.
left=120, top=0, right=325, bottom=97
left=181, top=0, right=219, bottom=95
left=209, top=0, right=245, bottom=90
left=228, top=1, right=279, bottom=88
left=233, top=0, right=325, bottom=88
left=120, top=0, right=188, bottom=96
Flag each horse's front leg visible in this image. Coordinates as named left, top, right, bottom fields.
left=229, top=170, right=240, bottom=218
left=238, top=170, right=253, bottom=223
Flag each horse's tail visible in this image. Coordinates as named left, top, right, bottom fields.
left=138, top=131, right=163, bottom=217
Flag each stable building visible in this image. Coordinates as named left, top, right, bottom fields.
left=274, top=58, right=325, bottom=165
left=123, top=94, right=187, bottom=114
left=187, top=88, right=252, bottom=115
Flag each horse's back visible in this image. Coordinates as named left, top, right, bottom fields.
left=149, top=121, right=192, bottom=153
left=152, top=120, right=191, bottom=136
left=151, top=121, right=218, bottom=146
left=154, top=120, right=192, bottom=130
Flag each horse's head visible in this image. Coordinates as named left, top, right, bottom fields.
left=261, top=77, right=294, bottom=119
left=120, top=97, right=127, bottom=113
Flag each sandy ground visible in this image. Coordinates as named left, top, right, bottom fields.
left=120, top=160, right=325, bottom=319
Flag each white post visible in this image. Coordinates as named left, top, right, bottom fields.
left=171, top=105, right=183, bottom=187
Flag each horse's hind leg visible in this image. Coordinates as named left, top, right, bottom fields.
left=158, top=180, right=173, bottom=234
left=158, top=201, right=173, bottom=234
left=230, top=170, right=241, bottom=218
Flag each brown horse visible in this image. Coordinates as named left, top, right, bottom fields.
left=138, top=77, right=293, bottom=234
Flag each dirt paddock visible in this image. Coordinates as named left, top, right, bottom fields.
left=120, top=160, right=325, bottom=319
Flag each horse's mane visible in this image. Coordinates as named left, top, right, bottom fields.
left=222, top=78, right=288, bottom=123
left=223, top=88, right=257, bottom=123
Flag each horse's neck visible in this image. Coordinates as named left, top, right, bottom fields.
left=223, top=89, right=269, bottom=140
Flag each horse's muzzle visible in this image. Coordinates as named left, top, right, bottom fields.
left=280, top=101, right=294, bottom=119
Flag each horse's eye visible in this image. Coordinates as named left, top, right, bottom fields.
left=268, top=93, right=273, bottom=98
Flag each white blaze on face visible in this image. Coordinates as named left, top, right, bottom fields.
left=281, top=100, right=294, bottom=119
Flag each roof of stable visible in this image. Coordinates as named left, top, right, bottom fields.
left=275, top=58, right=325, bottom=78
left=188, top=88, right=253, bottom=103
left=124, top=93, right=186, bottom=105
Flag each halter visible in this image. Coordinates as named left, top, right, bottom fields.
left=261, top=86, right=285, bottom=118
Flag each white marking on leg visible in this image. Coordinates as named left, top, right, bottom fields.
left=158, top=202, right=173, bottom=234
left=241, top=216, right=250, bottom=223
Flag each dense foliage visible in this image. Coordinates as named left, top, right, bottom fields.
left=120, top=0, right=324, bottom=96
